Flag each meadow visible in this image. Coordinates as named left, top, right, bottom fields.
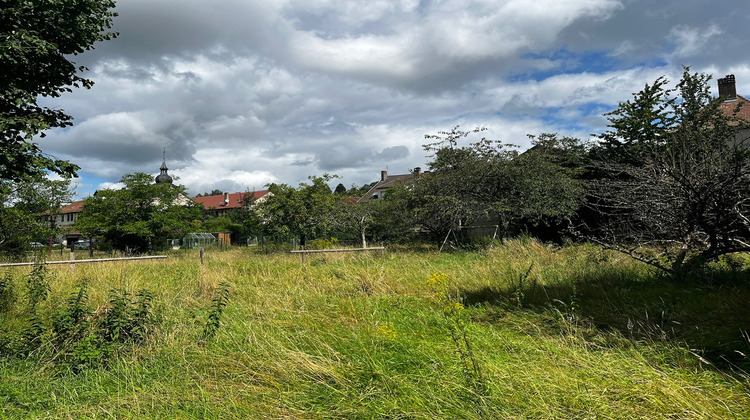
left=1, top=239, right=749, bottom=419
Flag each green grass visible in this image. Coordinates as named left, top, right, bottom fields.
left=1, top=239, right=749, bottom=418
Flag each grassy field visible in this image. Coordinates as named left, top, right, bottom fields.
left=1, top=239, right=749, bottom=418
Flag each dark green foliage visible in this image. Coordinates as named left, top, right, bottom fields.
left=99, top=289, right=154, bottom=344
left=65, top=334, right=106, bottom=371
left=52, top=285, right=92, bottom=344
left=0, top=176, right=73, bottom=255
left=1, top=0, right=117, bottom=181
left=201, top=216, right=242, bottom=234
left=382, top=127, right=585, bottom=246
left=0, top=270, right=16, bottom=312
left=17, top=314, right=47, bottom=356
left=586, top=68, right=750, bottom=276
left=195, top=189, right=224, bottom=197
left=24, top=263, right=50, bottom=311
left=203, top=282, right=231, bottom=340
left=0, top=281, right=156, bottom=373
left=597, top=76, right=676, bottom=165
left=76, top=172, right=203, bottom=254
left=346, top=181, right=377, bottom=197
left=259, top=175, right=338, bottom=248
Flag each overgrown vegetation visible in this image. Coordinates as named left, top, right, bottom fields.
left=0, top=243, right=748, bottom=418
left=0, top=265, right=159, bottom=373
left=584, top=68, right=750, bottom=276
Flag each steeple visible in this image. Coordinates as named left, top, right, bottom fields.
left=155, top=149, right=173, bottom=184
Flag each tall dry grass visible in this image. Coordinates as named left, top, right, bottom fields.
left=1, top=240, right=748, bottom=418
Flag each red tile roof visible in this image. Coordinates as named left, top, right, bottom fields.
left=719, top=95, right=750, bottom=123
left=59, top=200, right=86, bottom=214
left=192, top=191, right=269, bottom=209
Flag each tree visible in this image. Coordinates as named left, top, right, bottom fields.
left=0, top=175, right=73, bottom=256
left=334, top=183, right=347, bottom=195
left=334, top=197, right=378, bottom=247
left=75, top=173, right=202, bottom=254
left=257, top=175, right=337, bottom=248
left=195, top=189, right=224, bottom=197
left=225, top=191, right=263, bottom=244
left=504, top=134, right=587, bottom=234
left=363, top=186, right=419, bottom=244
left=585, top=68, right=750, bottom=276
left=346, top=181, right=377, bottom=198
left=1, top=0, right=117, bottom=181
left=417, top=126, right=585, bottom=244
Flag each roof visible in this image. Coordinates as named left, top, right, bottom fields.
left=358, top=171, right=426, bottom=202
left=59, top=200, right=86, bottom=214
left=719, top=95, right=750, bottom=123
left=192, top=190, right=269, bottom=210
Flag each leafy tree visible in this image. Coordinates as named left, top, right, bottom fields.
left=257, top=175, right=337, bottom=248
left=228, top=191, right=264, bottom=243
left=334, top=183, right=347, bottom=195
left=195, top=189, right=224, bottom=198
left=75, top=173, right=202, bottom=254
left=1, top=0, right=118, bottom=181
left=585, top=68, right=750, bottom=276
left=416, top=126, right=585, bottom=244
left=200, top=216, right=241, bottom=234
left=504, top=134, right=587, bottom=233
left=363, top=186, right=419, bottom=244
left=597, top=76, right=676, bottom=165
left=346, top=181, right=377, bottom=198
left=334, top=197, right=379, bottom=247
left=0, top=176, right=73, bottom=256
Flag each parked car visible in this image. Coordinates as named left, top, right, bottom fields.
left=73, top=241, right=90, bottom=250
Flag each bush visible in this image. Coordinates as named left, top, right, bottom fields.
left=307, top=238, right=339, bottom=250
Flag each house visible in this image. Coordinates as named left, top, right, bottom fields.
left=718, top=75, right=750, bottom=119
left=54, top=200, right=86, bottom=246
left=357, top=167, right=426, bottom=202
left=192, top=190, right=271, bottom=217
left=717, top=74, right=750, bottom=132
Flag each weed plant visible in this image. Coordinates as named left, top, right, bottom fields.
left=0, top=240, right=748, bottom=418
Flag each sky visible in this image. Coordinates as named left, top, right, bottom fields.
left=38, top=0, right=750, bottom=198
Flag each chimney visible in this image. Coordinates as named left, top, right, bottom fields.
left=718, top=74, right=737, bottom=100
left=222, top=192, right=229, bottom=206
left=381, top=170, right=388, bottom=181
left=414, top=167, right=421, bottom=177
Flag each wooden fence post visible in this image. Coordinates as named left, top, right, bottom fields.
left=200, top=247, right=205, bottom=265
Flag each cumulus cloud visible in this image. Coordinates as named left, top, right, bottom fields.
left=667, top=24, right=723, bottom=59
left=33, top=0, right=750, bottom=198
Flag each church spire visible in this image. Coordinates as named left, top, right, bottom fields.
left=155, top=149, right=173, bottom=184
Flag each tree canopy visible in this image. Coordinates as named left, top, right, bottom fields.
left=0, top=175, right=73, bottom=256
left=585, top=68, right=750, bottom=275
left=1, top=0, right=118, bottom=181
left=411, top=126, right=586, bottom=244
left=75, top=173, right=202, bottom=254
left=257, top=175, right=337, bottom=248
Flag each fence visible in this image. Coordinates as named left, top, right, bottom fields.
left=0, top=255, right=167, bottom=268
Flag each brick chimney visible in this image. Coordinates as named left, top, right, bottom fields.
left=381, top=170, right=388, bottom=181
left=718, top=74, right=737, bottom=100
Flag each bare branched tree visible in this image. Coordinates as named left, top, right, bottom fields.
left=583, top=68, right=750, bottom=276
